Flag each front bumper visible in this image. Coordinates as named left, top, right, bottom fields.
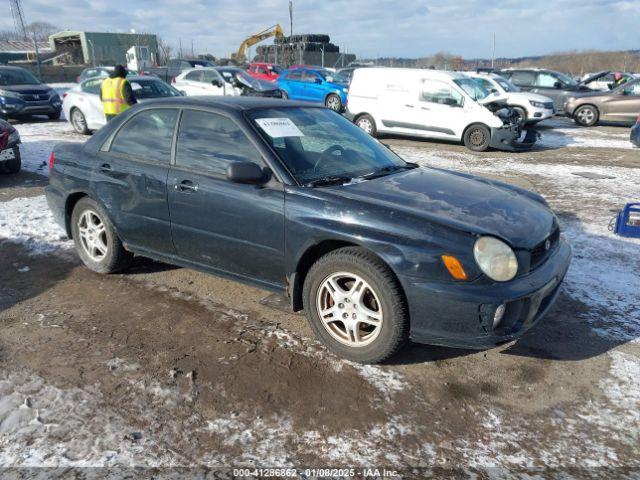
left=528, top=107, right=554, bottom=122
left=405, top=237, right=572, bottom=349
left=490, top=125, right=537, bottom=151
left=0, top=99, right=62, bottom=117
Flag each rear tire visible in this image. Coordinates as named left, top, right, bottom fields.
left=463, top=124, right=491, bottom=152
left=325, top=93, right=342, bottom=112
left=302, top=247, right=408, bottom=364
left=574, top=105, right=598, bottom=127
left=355, top=114, right=377, bottom=137
left=0, top=148, right=21, bottom=174
left=70, top=108, right=90, bottom=135
left=71, top=197, right=133, bottom=274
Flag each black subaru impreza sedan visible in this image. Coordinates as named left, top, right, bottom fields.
left=45, top=97, right=571, bottom=363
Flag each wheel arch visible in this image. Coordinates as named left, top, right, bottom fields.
left=289, top=239, right=407, bottom=313
left=462, top=122, right=492, bottom=141
left=64, top=192, right=119, bottom=241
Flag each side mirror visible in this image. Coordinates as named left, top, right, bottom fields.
left=212, top=79, right=223, bottom=87
left=315, top=78, right=323, bottom=84
left=553, top=81, right=563, bottom=89
left=226, top=162, right=268, bottom=184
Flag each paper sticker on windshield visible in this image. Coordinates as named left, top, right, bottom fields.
left=255, top=118, right=304, bottom=138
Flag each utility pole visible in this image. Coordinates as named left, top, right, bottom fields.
left=491, top=32, right=496, bottom=69
left=10, top=0, right=42, bottom=79
left=289, top=0, right=293, bottom=36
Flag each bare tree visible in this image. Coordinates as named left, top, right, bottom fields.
left=26, top=22, right=59, bottom=41
left=157, top=36, right=173, bottom=65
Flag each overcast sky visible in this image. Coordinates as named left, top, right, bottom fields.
left=4, top=0, right=639, bottom=59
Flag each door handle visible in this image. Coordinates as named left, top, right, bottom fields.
left=405, top=104, right=415, bottom=108
left=175, top=180, right=199, bottom=192
left=99, top=163, right=113, bottom=173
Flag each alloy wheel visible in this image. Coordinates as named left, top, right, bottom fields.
left=316, top=271, right=383, bottom=347
left=72, top=110, right=87, bottom=133
left=326, top=95, right=341, bottom=111
left=577, top=108, right=595, bottom=125
left=357, top=118, right=373, bottom=134
left=77, top=210, right=108, bottom=262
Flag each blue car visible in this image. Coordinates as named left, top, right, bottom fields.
left=278, top=68, right=348, bottom=112
left=45, top=97, right=571, bottom=364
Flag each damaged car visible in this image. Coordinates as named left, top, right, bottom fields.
left=0, top=118, right=21, bottom=174
left=45, top=97, right=571, bottom=363
left=347, top=68, right=536, bottom=152
left=215, top=67, right=283, bottom=98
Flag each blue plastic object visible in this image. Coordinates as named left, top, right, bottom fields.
left=614, top=203, right=640, bottom=238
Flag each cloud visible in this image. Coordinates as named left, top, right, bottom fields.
left=2, top=0, right=638, bottom=59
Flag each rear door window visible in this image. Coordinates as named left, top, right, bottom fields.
left=185, top=70, right=203, bottom=82
left=509, top=71, right=536, bottom=87
left=535, top=73, right=560, bottom=87
left=82, top=78, right=103, bottom=94
left=175, top=110, right=263, bottom=176
left=286, top=70, right=302, bottom=81
left=109, top=109, right=178, bottom=163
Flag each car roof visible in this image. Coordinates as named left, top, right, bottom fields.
left=80, top=75, right=160, bottom=85
left=0, top=65, right=30, bottom=71
left=135, top=96, right=313, bottom=112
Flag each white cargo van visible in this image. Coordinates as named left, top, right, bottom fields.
left=347, top=68, right=536, bottom=151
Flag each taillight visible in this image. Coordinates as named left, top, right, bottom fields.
left=62, top=92, right=68, bottom=99
left=48, top=151, right=55, bottom=172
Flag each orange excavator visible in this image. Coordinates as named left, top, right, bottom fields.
left=231, top=24, right=284, bottom=63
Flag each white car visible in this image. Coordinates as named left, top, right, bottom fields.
left=63, top=75, right=183, bottom=134
left=467, top=72, right=554, bottom=124
left=172, top=67, right=235, bottom=96
left=348, top=68, right=536, bottom=151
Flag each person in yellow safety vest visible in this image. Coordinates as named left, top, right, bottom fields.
left=99, top=65, right=137, bottom=121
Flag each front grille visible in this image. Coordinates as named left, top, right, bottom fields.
left=20, top=94, right=51, bottom=102
left=529, top=227, right=560, bottom=271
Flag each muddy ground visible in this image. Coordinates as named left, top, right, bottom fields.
left=0, top=116, right=639, bottom=478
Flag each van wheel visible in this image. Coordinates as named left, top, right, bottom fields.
left=302, top=247, right=408, bottom=364
left=356, top=114, right=377, bottom=137
left=71, top=197, right=133, bottom=274
left=0, top=148, right=21, bottom=174
left=463, top=124, right=491, bottom=152
left=325, top=93, right=342, bottom=112
left=574, top=105, right=598, bottom=127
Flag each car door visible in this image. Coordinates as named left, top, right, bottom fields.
left=411, top=79, right=467, bottom=139
left=93, top=108, right=178, bottom=254
left=178, top=70, right=203, bottom=96
left=79, top=78, right=106, bottom=128
left=282, top=70, right=303, bottom=98
left=531, top=72, right=567, bottom=111
left=604, top=82, right=640, bottom=121
left=302, top=70, right=324, bottom=103
left=201, top=69, right=226, bottom=96
left=167, top=109, right=285, bottom=287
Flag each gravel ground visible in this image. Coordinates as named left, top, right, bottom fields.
left=0, top=114, right=638, bottom=478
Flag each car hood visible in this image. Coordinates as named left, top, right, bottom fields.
left=578, top=71, right=610, bottom=86
left=0, top=84, right=53, bottom=95
left=323, top=167, right=556, bottom=249
left=507, top=92, right=554, bottom=103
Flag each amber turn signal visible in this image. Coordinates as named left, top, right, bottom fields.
left=441, top=255, right=468, bottom=280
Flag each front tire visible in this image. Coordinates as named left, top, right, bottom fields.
left=463, top=124, right=491, bottom=152
left=355, top=114, right=377, bottom=137
left=574, top=105, right=598, bottom=127
left=512, top=107, right=527, bottom=126
left=302, top=247, right=408, bottom=364
left=70, top=108, right=90, bottom=135
left=325, top=93, right=342, bottom=112
left=71, top=197, right=133, bottom=274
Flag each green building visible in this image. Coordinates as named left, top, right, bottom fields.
left=48, top=31, right=158, bottom=66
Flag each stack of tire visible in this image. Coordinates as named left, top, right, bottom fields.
left=275, top=34, right=331, bottom=44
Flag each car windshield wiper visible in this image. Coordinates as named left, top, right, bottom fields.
left=360, top=163, right=418, bottom=180
left=305, top=175, right=353, bottom=187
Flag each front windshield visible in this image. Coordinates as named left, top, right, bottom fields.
left=249, top=107, right=407, bottom=185
left=131, top=80, right=182, bottom=98
left=454, top=78, right=491, bottom=101
left=495, top=77, right=519, bottom=92
left=557, top=72, right=577, bottom=86
left=318, top=70, right=347, bottom=84
left=0, top=68, right=41, bottom=86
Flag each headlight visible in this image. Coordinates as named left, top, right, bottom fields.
left=7, top=131, right=20, bottom=144
left=0, top=89, right=22, bottom=100
left=473, top=236, right=518, bottom=282
left=529, top=100, right=545, bottom=108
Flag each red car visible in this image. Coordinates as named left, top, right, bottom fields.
left=247, top=63, right=282, bottom=82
